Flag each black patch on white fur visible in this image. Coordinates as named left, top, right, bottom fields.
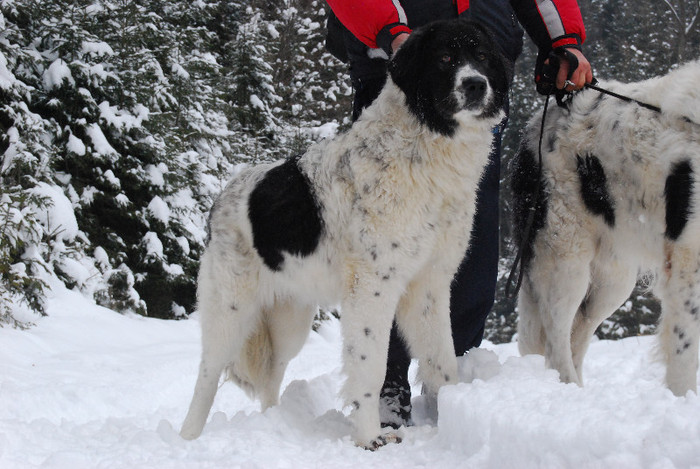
left=510, top=142, right=549, bottom=272
left=388, top=20, right=511, bottom=136
left=664, top=160, right=693, bottom=240
left=248, top=155, right=323, bottom=270
left=576, top=154, right=615, bottom=227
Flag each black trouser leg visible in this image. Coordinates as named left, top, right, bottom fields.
left=449, top=130, right=501, bottom=355
left=379, top=323, right=413, bottom=428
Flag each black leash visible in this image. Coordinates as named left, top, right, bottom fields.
left=504, top=93, right=550, bottom=300
left=504, top=49, right=567, bottom=301
left=585, top=81, right=662, bottom=113
left=586, top=81, right=698, bottom=126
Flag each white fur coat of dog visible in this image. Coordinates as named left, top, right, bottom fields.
left=512, top=59, right=700, bottom=396
left=180, top=20, right=511, bottom=449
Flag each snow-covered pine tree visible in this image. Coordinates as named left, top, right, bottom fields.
left=0, top=6, right=53, bottom=327
left=263, top=0, right=352, bottom=155
left=80, top=0, right=232, bottom=318
left=223, top=6, right=282, bottom=163
left=0, top=0, right=230, bottom=319
left=32, top=0, right=156, bottom=315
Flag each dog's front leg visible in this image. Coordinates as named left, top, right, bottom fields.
left=394, top=270, right=458, bottom=420
left=340, top=271, right=403, bottom=450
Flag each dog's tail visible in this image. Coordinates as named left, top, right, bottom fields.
left=224, top=318, right=274, bottom=401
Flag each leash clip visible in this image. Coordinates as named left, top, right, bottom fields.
left=536, top=48, right=581, bottom=108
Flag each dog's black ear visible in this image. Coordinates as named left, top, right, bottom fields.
left=470, top=20, right=515, bottom=88
left=388, top=28, right=429, bottom=98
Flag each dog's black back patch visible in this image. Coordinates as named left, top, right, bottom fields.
left=576, top=154, right=615, bottom=227
left=510, top=142, right=549, bottom=272
left=664, top=160, right=693, bottom=241
left=248, top=155, right=323, bottom=271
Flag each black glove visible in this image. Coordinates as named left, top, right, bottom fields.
left=535, top=47, right=580, bottom=96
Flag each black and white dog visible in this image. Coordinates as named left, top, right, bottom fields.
left=512, top=60, right=700, bottom=396
left=180, top=20, right=511, bottom=449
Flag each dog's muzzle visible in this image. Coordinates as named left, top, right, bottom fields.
left=461, top=76, right=487, bottom=108
left=454, top=66, right=491, bottom=113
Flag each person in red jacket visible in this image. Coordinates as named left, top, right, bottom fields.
left=325, top=0, right=593, bottom=428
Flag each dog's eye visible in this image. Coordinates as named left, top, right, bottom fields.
left=476, top=53, right=487, bottom=62
left=441, top=54, right=452, bottom=64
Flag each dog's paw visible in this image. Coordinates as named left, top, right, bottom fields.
left=361, top=433, right=402, bottom=451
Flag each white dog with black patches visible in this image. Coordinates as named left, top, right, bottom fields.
left=181, top=21, right=510, bottom=448
left=512, top=60, right=700, bottom=396
left=179, top=19, right=511, bottom=449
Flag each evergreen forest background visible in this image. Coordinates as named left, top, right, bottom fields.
left=1, top=0, right=698, bottom=342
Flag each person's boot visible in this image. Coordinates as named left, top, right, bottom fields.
left=380, top=324, right=413, bottom=428
left=379, top=378, right=412, bottom=428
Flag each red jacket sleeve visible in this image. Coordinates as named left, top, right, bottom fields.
left=326, top=0, right=412, bottom=54
left=512, top=0, right=586, bottom=50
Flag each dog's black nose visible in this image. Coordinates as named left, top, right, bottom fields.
left=461, top=77, right=487, bottom=106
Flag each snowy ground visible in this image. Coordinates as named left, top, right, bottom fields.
left=2, top=286, right=700, bottom=469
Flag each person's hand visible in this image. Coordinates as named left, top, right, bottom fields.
left=391, top=33, right=410, bottom=52
left=555, top=48, right=593, bottom=91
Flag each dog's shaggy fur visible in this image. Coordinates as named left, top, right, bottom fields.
left=180, top=20, right=511, bottom=448
left=512, top=60, right=700, bottom=396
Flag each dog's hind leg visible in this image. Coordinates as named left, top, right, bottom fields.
left=525, top=249, right=592, bottom=386
left=181, top=310, right=259, bottom=440
left=570, top=257, right=636, bottom=384
left=656, top=246, right=700, bottom=396
left=517, top=278, right=546, bottom=356
left=180, top=251, right=260, bottom=440
left=256, top=297, right=316, bottom=410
